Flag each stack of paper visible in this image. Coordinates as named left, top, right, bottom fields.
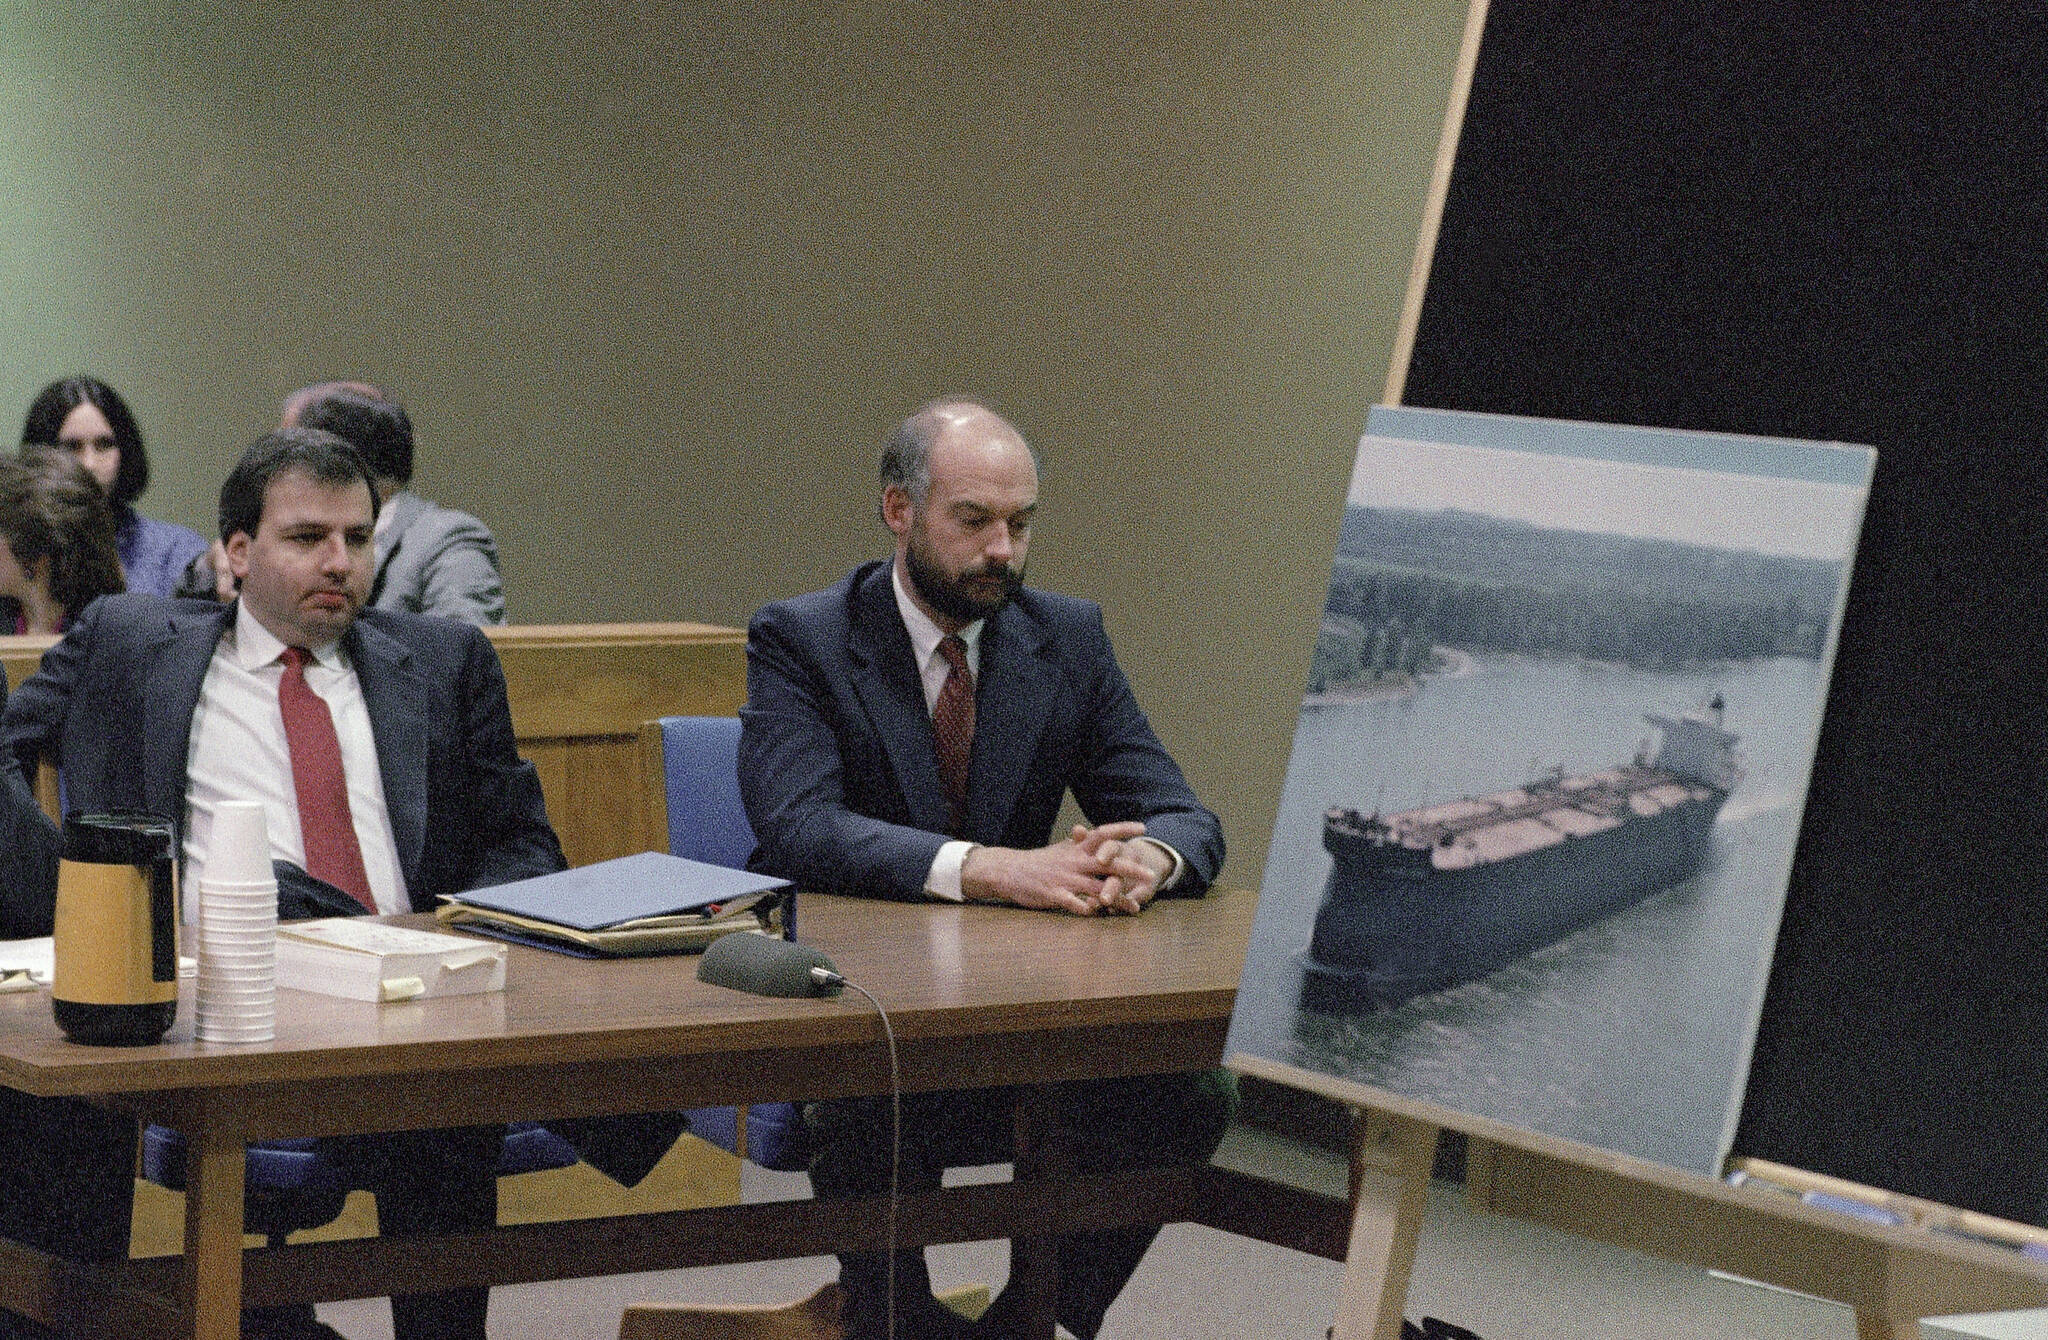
left=277, top=920, right=508, bottom=1002
left=435, top=851, right=793, bottom=958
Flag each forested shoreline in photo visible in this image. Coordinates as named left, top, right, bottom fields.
left=1308, top=507, right=1843, bottom=694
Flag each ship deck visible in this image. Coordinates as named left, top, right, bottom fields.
left=1368, top=766, right=1713, bottom=869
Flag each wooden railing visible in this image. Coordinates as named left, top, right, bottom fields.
left=0, top=622, right=748, bottom=869
left=488, top=622, right=746, bottom=866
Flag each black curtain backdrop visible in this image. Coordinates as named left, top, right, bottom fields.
left=1403, top=1, right=2048, bottom=1222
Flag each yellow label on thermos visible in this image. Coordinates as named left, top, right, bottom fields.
left=52, top=861, right=180, bottom=1007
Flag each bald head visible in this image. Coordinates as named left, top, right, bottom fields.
left=280, top=380, right=386, bottom=429
left=880, top=398, right=1038, bottom=507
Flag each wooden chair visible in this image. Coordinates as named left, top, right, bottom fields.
left=619, top=1284, right=845, bottom=1340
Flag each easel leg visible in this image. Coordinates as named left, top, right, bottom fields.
left=1330, top=1109, right=1437, bottom=1340
left=183, top=1119, right=245, bottom=1340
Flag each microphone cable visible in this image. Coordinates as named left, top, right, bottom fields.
left=814, top=967, right=902, bottom=1340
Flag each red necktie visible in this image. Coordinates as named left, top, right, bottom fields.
left=932, top=635, right=975, bottom=837
left=278, top=647, right=376, bottom=911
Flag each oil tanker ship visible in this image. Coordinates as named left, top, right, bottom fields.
left=1300, top=697, right=1742, bottom=1011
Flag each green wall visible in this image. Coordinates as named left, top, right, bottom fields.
left=0, top=1, right=1469, bottom=888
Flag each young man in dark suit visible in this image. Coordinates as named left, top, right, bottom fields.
left=0, top=428, right=563, bottom=1340
left=740, top=399, right=1235, bottom=1340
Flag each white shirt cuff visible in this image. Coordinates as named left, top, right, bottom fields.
left=925, top=840, right=974, bottom=902
left=1135, top=837, right=1185, bottom=892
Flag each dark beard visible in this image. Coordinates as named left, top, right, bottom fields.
left=904, top=535, right=1024, bottom=626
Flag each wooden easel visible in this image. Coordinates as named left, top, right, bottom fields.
left=1228, top=1058, right=2048, bottom=1340
left=1301, top=0, right=2048, bottom=1335
left=1329, top=1108, right=1437, bottom=1340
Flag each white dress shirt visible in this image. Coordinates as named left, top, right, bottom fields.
left=182, top=602, right=408, bottom=919
left=890, top=563, right=1181, bottom=902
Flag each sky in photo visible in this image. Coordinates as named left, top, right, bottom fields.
left=1349, top=433, right=1869, bottom=563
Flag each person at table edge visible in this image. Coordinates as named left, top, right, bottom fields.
left=0, top=428, right=558, bottom=1340
left=738, top=397, right=1235, bottom=1340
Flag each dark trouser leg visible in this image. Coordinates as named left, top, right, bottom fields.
left=329, top=1124, right=501, bottom=1340
left=1056, top=1069, right=1236, bottom=1339
left=812, top=1072, right=1236, bottom=1340
left=0, top=1091, right=136, bottom=1339
left=808, top=1091, right=1011, bottom=1340
left=981, top=1069, right=1239, bottom=1340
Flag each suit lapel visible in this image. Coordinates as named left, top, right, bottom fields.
left=847, top=564, right=953, bottom=833
left=348, top=617, right=427, bottom=886
left=143, top=605, right=230, bottom=820
left=966, top=602, right=1055, bottom=840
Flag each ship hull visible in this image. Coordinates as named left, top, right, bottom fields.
left=1301, top=785, right=1727, bottom=1011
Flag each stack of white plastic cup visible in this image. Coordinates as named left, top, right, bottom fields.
left=194, top=801, right=277, bottom=1044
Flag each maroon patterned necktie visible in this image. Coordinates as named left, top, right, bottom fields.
left=278, top=647, right=376, bottom=911
left=932, top=635, right=975, bottom=836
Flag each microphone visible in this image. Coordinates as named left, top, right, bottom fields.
left=698, top=931, right=845, bottom=998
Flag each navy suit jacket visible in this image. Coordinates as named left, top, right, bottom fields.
left=739, top=560, right=1223, bottom=901
left=0, top=593, right=563, bottom=937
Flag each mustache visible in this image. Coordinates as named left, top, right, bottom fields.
left=963, top=562, right=1024, bottom=586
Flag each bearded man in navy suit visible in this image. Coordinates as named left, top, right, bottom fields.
left=740, top=399, right=1235, bottom=1340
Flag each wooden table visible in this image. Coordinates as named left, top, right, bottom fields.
left=0, top=887, right=1349, bottom=1338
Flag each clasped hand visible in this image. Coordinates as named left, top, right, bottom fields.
left=960, top=821, right=1169, bottom=916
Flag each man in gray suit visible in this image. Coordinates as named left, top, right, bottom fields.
left=288, top=384, right=506, bottom=625
left=186, top=383, right=509, bottom=623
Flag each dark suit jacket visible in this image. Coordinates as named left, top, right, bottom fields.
left=0, top=600, right=685, bottom=1230
left=0, top=593, right=564, bottom=937
left=0, top=669, right=60, bottom=924
left=739, top=559, right=1223, bottom=901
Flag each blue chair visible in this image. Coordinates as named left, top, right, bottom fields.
left=140, top=1131, right=350, bottom=1245
left=648, top=715, right=810, bottom=1172
left=653, top=715, right=758, bottom=870
left=141, top=1120, right=581, bottom=1242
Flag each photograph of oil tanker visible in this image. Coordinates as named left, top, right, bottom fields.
left=1226, top=406, right=1875, bottom=1175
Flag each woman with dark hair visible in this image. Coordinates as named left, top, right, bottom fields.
left=20, top=376, right=208, bottom=597
left=0, top=451, right=126, bottom=634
